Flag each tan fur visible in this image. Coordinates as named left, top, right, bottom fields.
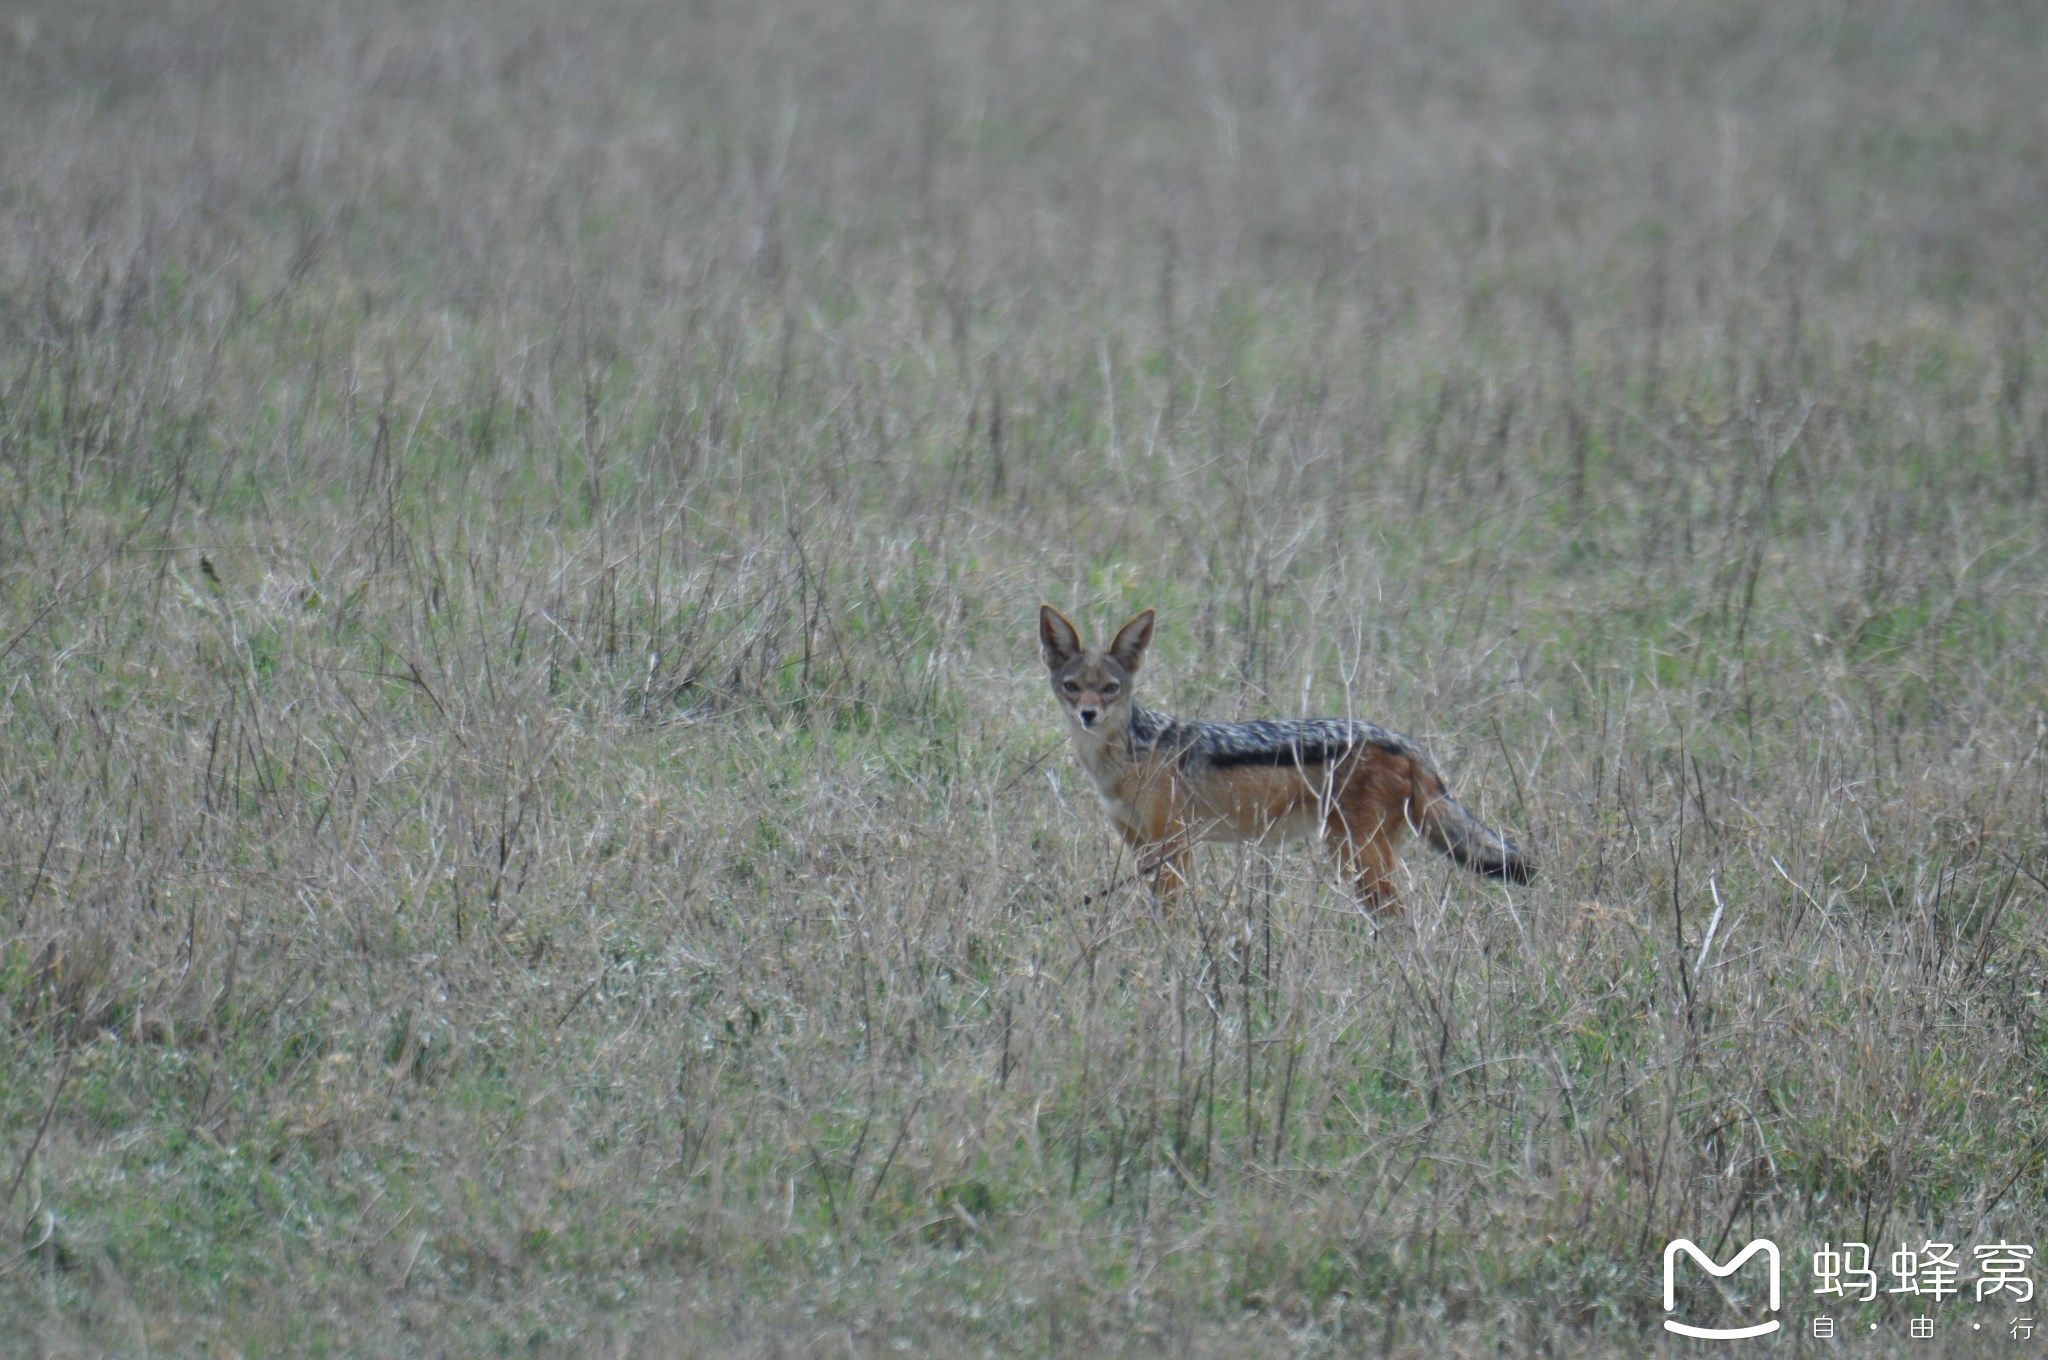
left=1040, top=604, right=1531, bottom=913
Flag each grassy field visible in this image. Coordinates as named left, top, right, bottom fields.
left=4, top=0, right=2048, bottom=1354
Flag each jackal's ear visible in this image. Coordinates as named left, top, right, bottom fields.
left=1039, top=605, right=1083, bottom=670
left=1107, top=609, right=1156, bottom=673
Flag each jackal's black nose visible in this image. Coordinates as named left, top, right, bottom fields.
left=1077, top=707, right=1098, bottom=727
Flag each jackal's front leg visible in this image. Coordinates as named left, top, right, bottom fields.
left=1120, top=823, right=1191, bottom=913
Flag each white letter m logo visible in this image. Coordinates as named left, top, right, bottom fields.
left=1663, top=1238, right=1782, bottom=1339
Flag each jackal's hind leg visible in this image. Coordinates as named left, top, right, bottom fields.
left=1329, top=812, right=1403, bottom=914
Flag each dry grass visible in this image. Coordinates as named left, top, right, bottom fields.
left=3, top=0, right=2047, bottom=1354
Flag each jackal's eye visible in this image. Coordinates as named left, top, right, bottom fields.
left=1100, top=682, right=1120, bottom=696
left=1062, top=680, right=1080, bottom=694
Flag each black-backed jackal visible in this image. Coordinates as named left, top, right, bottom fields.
left=1039, top=605, right=1534, bottom=912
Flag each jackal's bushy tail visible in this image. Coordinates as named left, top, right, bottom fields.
left=1411, top=767, right=1535, bottom=884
